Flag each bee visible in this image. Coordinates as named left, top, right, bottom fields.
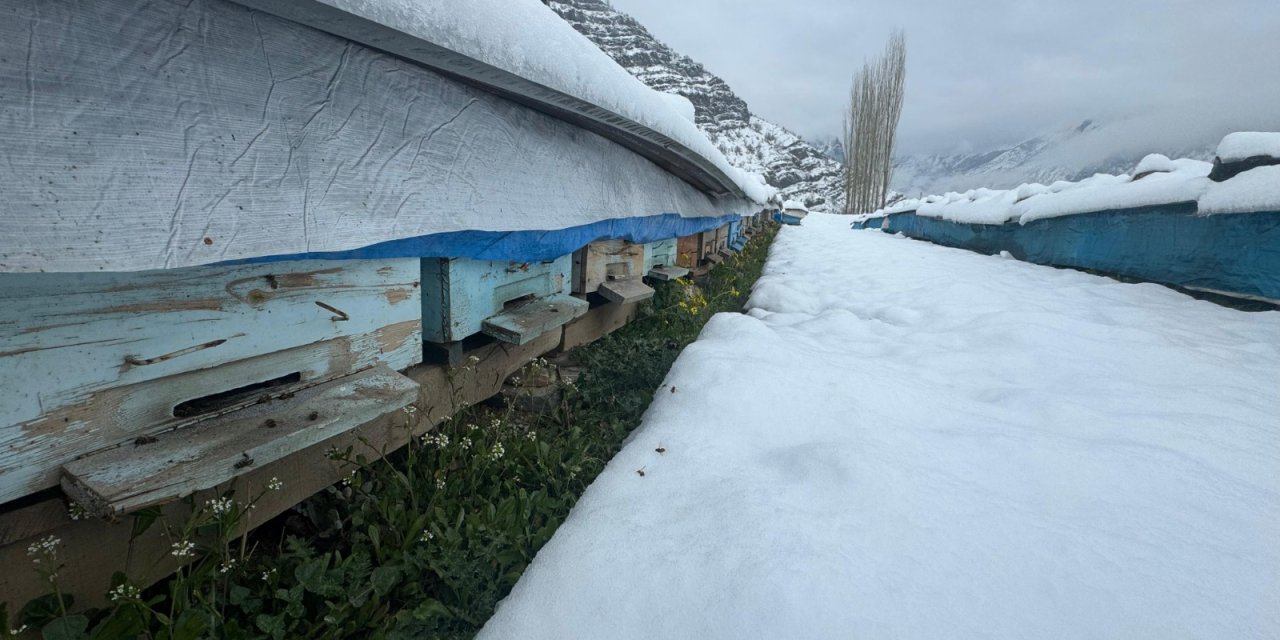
left=233, top=453, right=254, bottom=469
left=133, top=435, right=158, bottom=446
left=655, top=445, right=666, bottom=454
left=263, top=418, right=278, bottom=429
left=670, top=386, right=677, bottom=394
left=307, top=411, right=320, bottom=421
left=636, top=467, right=646, bottom=477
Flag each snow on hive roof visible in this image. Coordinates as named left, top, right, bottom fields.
left=1216, top=132, right=1280, bottom=162
left=1198, top=165, right=1280, bottom=214
left=783, top=200, right=808, bottom=211
left=871, top=158, right=1213, bottom=224
left=328, top=0, right=774, bottom=204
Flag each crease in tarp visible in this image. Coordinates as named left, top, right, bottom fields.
left=222, top=212, right=742, bottom=265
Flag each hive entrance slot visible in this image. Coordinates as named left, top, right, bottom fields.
left=501, top=293, right=537, bottom=310
left=172, top=372, right=302, bottom=418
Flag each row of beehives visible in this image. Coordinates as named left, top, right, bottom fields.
left=0, top=212, right=771, bottom=520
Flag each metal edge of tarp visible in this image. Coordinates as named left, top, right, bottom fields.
left=226, top=0, right=747, bottom=201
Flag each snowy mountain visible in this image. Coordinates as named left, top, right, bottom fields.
left=893, top=119, right=1217, bottom=197
left=547, top=0, right=844, bottom=211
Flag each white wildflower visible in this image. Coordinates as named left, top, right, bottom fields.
left=402, top=405, right=417, bottom=415
left=26, top=535, right=60, bottom=558
left=108, top=583, right=140, bottom=602
left=219, top=559, right=237, bottom=574
left=170, top=540, right=196, bottom=559
left=525, top=431, right=537, bottom=442
left=467, top=355, right=480, bottom=365
left=206, top=497, right=234, bottom=516
left=459, top=436, right=472, bottom=450
left=435, top=477, right=446, bottom=491
left=8, top=625, right=28, bottom=636
left=489, top=442, right=506, bottom=461
left=419, top=529, right=434, bottom=543
left=268, top=476, right=284, bottom=491
left=67, top=502, right=89, bottom=521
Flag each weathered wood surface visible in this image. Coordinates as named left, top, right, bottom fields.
left=1, top=331, right=562, bottom=610
left=598, top=278, right=655, bottom=305
left=646, top=265, right=689, bottom=282
left=421, top=256, right=573, bottom=344
left=643, top=238, right=686, bottom=279
left=676, top=234, right=701, bottom=269
left=559, top=301, right=639, bottom=353
left=0, top=259, right=422, bottom=506
left=572, top=240, right=646, bottom=295
left=482, top=294, right=588, bottom=345
left=63, top=367, right=418, bottom=518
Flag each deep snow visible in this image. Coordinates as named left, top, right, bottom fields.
left=479, top=213, right=1280, bottom=639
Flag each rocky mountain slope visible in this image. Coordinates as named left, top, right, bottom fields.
left=546, top=0, right=844, bottom=211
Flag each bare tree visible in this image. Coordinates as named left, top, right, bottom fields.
left=842, top=31, right=906, bottom=214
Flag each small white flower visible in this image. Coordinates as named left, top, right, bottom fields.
left=435, top=477, right=446, bottom=491
left=510, top=376, right=522, bottom=386
left=402, top=405, right=417, bottom=415
left=467, top=355, right=481, bottom=365
left=219, top=559, right=237, bottom=574
left=489, top=418, right=502, bottom=430
left=205, top=497, right=234, bottom=515
left=170, top=540, right=196, bottom=559
left=67, top=502, right=89, bottom=521
left=341, top=469, right=358, bottom=487
left=489, top=442, right=506, bottom=461
left=419, top=529, right=434, bottom=543
left=108, top=583, right=140, bottom=602
left=26, top=535, right=60, bottom=558
left=459, top=436, right=472, bottom=450
left=525, top=431, right=537, bottom=442
left=9, top=625, right=28, bottom=635
left=261, top=568, right=277, bottom=581
left=267, top=477, right=284, bottom=491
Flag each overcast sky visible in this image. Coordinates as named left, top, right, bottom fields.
left=608, top=0, right=1280, bottom=156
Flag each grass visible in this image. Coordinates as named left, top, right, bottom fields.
left=3, top=226, right=776, bottom=640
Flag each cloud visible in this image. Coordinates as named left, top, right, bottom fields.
left=608, top=0, right=1280, bottom=155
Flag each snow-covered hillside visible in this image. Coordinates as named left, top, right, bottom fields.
left=893, top=119, right=1221, bottom=197
left=547, top=0, right=843, bottom=211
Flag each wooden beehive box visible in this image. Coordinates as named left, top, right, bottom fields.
left=728, top=220, right=746, bottom=252
left=421, top=255, right=587, bottom=350
left=700, top=225, right=730, bottom=264
left=643, top=238, right=689, bottom=281
left=676, top=234, right=702, bottom=269
left=0, top=259, right=423, bottom=512
left=572, top=240, right=655, bottom=304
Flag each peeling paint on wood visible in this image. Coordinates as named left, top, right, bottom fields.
left=482, top=294, right=588, bottom=345
left=62, top=366, right=418, bottom=517
left=572, top=240, right=646, bottom=295
left=0, top=258, right=422, bottom=505
left=421, top=255, right=575, bottom=344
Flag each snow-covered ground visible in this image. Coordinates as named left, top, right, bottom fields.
left=480, top=213, right=1280, bottom=639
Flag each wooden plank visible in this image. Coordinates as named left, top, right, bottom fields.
left=647, top=265, right=689, bottom=281
left=0, top=322, right=421, bottom=507
left=421, top=256, right=573, bottom=343
left=62, top=367, right=418, bottom=518
left=598, top=278, right=655, bottom=304
left=0, top=496, right=69, bottom=547
left=482, top=294, right=588, bottom=345
left=676, top=234, right=701, bottom=269
left=559, top=301, right=639, bottom=352
left=572, top=240, right=646, bottom=295
left=0, top=332, right=561, bottom=612
left=0, top=259, right=421, bottom=430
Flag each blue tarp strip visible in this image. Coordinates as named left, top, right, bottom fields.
left=224, top=212, right=742, bottom=265
left=854, top=204, right=1280, bottom=302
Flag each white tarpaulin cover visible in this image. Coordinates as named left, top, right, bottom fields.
left=0, top=0, right=757, bottom=273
